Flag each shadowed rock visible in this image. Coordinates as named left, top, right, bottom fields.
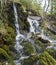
left=28, top=16, right=41, bottom=21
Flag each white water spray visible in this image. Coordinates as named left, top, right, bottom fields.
left=27, top=17, right=40, bottom=34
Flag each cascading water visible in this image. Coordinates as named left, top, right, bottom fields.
left=13, top=3, right=29, bottom=65
left=13, top=3, right=40, bottom=64
left=27, top=17, right=40, bottom=34
left=13, top=3, right=56, bottom=65
left=41, top=30, right=56, bottom=49
left=13, top=3, right=24, bottom=51
left=27, top=17, right=56, bottom=50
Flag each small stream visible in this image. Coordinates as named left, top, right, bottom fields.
left=41, top=30, right=56, bottom=49
left=13, top=3, right=29, bottom=65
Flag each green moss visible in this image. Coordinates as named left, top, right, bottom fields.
left=0, top=48, right=10, bottom=60
left=0, top=48, right=15, bottom=65
left=35, top=38, right=50, bottom=52
left=23, top=42, right=34, bottom=55
left=24, top=21, right=30, bottom=31
left=19, top=19, right=25, bottom=30
left=23, top=54, right=39, bottom=65
left=39, top=59, right=48, bottom=65
left=46, top=48, right=56, bottom=59
left=3, top=26, right=15, bottom=43
left=16, top=3, right=30, bottom=31
left=35, top=40, right=44, bottom=47
left=8, top=61, right=15, bottom=65
left=39, top=51, right=56, bottom=65
left=2, top=45, right=10, bottom=53
left=19, top=19, right=30, bottom=32
left=44, top=28, right=56, bottom=40
left=0, top=20, right=7, bottom=34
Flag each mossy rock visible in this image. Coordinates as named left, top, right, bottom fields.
left=8, top=61, right=15, bottom=65
left=0, top=48, right=10, bottom=60
left=2, top=45, right=9, bottom=53
left=35, top=40, right=44, bottom=47
left=3, top=26, right=15, bottom=44
left=3, top=2, right=15, bottom=28
left=22, top=54, right=39, bottom=65
left=39, top=51, right=56, bottom=65
left=24, top=21, right=30, bottom=31
left=23, top=42, right=34, bottom=55
left=0, top=34, right=4, bottom=47
left=0, top=62, right=7, bottom=65
left=46, top=48, right=56, bottom=59
left=35, top=38, right=50, bottom=48
left=0, top=48, right=15, bottom=65
left=19, top=19, right=25, bottom=30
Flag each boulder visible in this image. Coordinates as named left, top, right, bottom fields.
left=27, top=33, right=32, bottom=38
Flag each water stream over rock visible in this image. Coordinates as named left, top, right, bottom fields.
left=13, top=3, right=29, bottom=65
left=27, top=16, right=40, bottom=34
left=41, top=30, right=56, bottom=49
left=13, top=3, right=56, bottom=65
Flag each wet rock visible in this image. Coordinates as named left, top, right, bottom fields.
left=26, top=9, right=38, bottom=16
left=28, top=16, right=41, bottom=21
left=47, top=21, right=56, bottom=34
left=27, top=33, right=32, bottom=39
left=30, top=53, right=37, bottom=56
left=47, top=26, right=56, bottom=34
left=38, top=37, right=50, bottom=43
left=22, top=54, right=39, bottom=65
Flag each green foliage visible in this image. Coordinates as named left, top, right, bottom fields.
left=46, top=48, right=56, bottom=59
left=35, top=39, right=45, bottom=53
left=23, top=42, right=34, bottom=55
left=0, top=2, right=15, bottom=64
left=2, top=45, right=10, bottom=53
left=19, top=19, right=30, bottom=31
left=0, top=48, right=15, bottom=65
left=39, top=51, right=56, bottom=65
left=19, top=0, right=42, bottom=15
left=0, top=1, right=56, bottom=65
left=3, top=26, right=15, bottom=43
left=48, top=0, right=56, bottom=19
left=19, top=19, right=25, bottom=30
left=44, top=28, right=56, bottom=40
left=8, top=61, right=15, bottom=65
left=35, top=40, right=44, bottom=47
left=0, top=19, right=7, bottom=34
left=23, top=54, right=39, bottom=65
left=23, top=51, right=56, bottom=65
left=24, top=21, right=30, bottom=31
left=0, top=48, right=10, bottom=60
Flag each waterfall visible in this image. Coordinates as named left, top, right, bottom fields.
left=13, top=3, right=22, bottom=65
left=13, top=3, right=56, bottom=65
left=13, top=3, right=29, bottom=65
left=27, top=17, right=40, bottom=34
left=13, top=3, right=24, bottom=52
left=27, top=17, right=56, bottom=50
left=13, top=3, right=38, bottom=64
